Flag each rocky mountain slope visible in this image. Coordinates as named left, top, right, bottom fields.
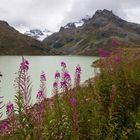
left=0, top=21, right=51, bottom=55
left=43, top=9, right=140, bottom=55
left=24, top=29, right=53, bottom=41
left=1, top=9, right=140, bottom=55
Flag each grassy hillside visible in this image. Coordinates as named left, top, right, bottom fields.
left=0, top=21, right=50, bottom=55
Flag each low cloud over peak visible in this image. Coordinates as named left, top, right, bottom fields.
left=0, top=0, right=140, bottom=32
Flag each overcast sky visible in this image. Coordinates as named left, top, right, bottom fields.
left=0, top=0, right=140, bottom=33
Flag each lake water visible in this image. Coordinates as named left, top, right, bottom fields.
left=0, top=56, right=98, bottom=118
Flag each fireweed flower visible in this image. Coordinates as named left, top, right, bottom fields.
left=60, top=80, right=67, bottom=89
left=61, top=72, right=71, bottom=90
left=74, top=65, right=81, bottom=87
left=53, top=81, right=58, bottom=88
left=33, top=72, right=46, bottom=124
left=64, top=72, right=71, bottom=80
left=36, top=90, right=45, bottom=102
left=53, top=71, right=60, bottom=95
left=6, top=102, right=14, bottom=117
left=60, top=61, right=71, bottom=91
left=20, top=58, right=29, bottom=71
left=15, top=57, right=32, bottom=109
left=36, top=71, right=47, bottom=102
left=0, top=120, right=9, bottom=134
left=69, top=97, right=77, bottom=106
left=98, top=48, right=111, bottom=58
left=55, top=71, right=60, bottom=79
left=61, top=61, right=66, bottom=68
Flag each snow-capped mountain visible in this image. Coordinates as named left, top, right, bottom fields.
left=63, top=15, right=91, bottom=29
left=63, top=21, right=84, bottom=29
left=75, top=15, right=91, bottom=27
left=24, top=29, right=53, bottom=41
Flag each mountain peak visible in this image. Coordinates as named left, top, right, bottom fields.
left=43, top=9, right=140, bottom=56
left=24, top=28, right=53, bottom=41
left=93, top=9, right=118, bottom=20
left=83, top=9, right=127, bottom=29
left=94, top=9, right=113, bottom=16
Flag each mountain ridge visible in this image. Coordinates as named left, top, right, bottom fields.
left=0, top=21, right=52, bottom=55
left=1, top=9, right=140, bottom=55
left=43, top=9, right=140, bottom=55
left=24, top=29, right=53, bottom=41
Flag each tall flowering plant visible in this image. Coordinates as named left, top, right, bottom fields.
left=14, top=57, right=33, bottom=139
left=60, top=61, right=71, bottom=92
left=69, top=65, right=81, bottom=137
left=36, top=71, right=47, bottom=103
left=0, top=101, right=16, bottom=136
left=6, top=102, right=14, bottom=118
left=98, top=48, right=111, bottom=58
left=53, top=71, right=60, bottom=95
left=15, top=57, right=32, bottom=109
left=74, top=64, right=81, bottom=87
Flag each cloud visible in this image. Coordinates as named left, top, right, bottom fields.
left=0, top=0, right=139, bottom=32
left=61, top=0, right=121, bottom=25
left=0, top=0, right=74, bottom=31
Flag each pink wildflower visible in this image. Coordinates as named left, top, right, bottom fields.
left=61, top=61, right=66, bottom=68
left=20, top=57, right=29, bottom=71
left=36, top=90, right=44, bottom=102
left=64, top=72, right=71, bottom=81
left=36, top=71, right=47, bottom=102
left=74, top=65, right=81, bottom=87
left=69, top=97, right=77, bottom=106
left=15, top=57, right=32, bottom=109
left=98, top=48, right=111, bottom=58
left=53, top=81, right=58, bottom=88
left=60, top=81, right=67, bottom=89
left=54, top=71, right=60, bottom=79
left=0, top=120, right=9, bottom=135
left=53, top=71, right=60, bottom=95
left=60, top=61, right=71, bottom=91
left=6, top=102, right=14, bottom=117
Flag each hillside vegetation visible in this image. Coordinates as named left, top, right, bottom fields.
left=0, top=21, right=51, bottom=55
left=43, top=9, right=140, bottom=55
left=0, top=48, right=140, bottom=139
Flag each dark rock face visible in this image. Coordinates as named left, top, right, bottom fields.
left=43, top=9, right=140, bottom=56
left=64, top=23, right=76, bottom=28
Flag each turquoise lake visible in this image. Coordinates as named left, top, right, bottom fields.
left=0, top=56, right=98, bottom=118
